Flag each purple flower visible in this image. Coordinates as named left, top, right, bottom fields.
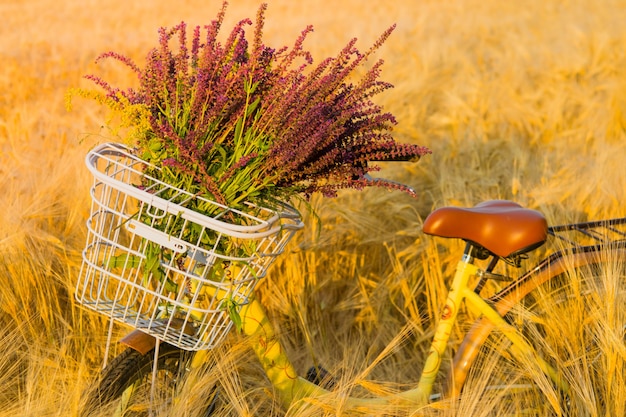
left=162, top=158, right=177, bottom=167
left=81, top=1, right=430, bottom=206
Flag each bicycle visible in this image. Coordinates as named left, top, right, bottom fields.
left=77, top=143, right=626, bottom=416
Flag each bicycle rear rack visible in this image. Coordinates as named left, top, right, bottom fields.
left=548, top=217, right=626, bottom=247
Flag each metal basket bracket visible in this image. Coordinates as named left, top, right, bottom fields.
left=126, top=219, right=187, bottom=253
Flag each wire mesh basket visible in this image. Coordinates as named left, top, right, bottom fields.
left=76, top=143, right=303, bottom=350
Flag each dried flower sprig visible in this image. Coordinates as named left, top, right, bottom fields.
left=69, top=1, right=430, bottom=208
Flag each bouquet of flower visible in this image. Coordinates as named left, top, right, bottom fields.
left=70, top=2, right=429, bottom=209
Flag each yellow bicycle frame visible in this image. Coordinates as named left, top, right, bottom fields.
left=188, top=249, right=568, bottom=412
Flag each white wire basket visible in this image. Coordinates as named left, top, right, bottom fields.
left=76, top=142, right=303, bottom=351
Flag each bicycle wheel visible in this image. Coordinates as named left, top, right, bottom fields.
left=461, top=259, right=626, bottom=416
left=83, top=343, right=218, bottom=416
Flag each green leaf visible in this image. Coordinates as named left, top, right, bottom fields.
left=245, top=97, right=260, bottom=117
left=142, top=241, right=178, bottom=294
left=106, top=254, right=142, bottom=269
left=225, top=298, right=242, bottom=332
left=163, top=277, right=179, bottom=293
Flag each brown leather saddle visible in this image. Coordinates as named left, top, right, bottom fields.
left=423, top=200, right=548, bottom=258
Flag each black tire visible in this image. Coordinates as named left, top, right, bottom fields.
left=83, top=343, right=218, bottom=416
left=462, top=260, right=626, bottom=416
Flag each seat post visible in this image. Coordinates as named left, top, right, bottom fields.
left=461, top=242, right=477, bottom=264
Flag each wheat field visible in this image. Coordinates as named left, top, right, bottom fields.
left=1, top=0, right=625, bottom=415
